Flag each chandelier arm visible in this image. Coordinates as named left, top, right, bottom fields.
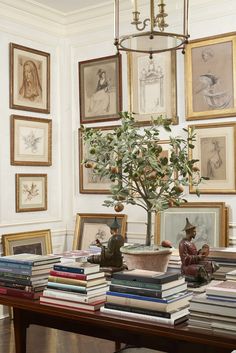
left=135, top=18, right=150, bottom=32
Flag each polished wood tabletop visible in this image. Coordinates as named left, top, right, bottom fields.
left=0, top=294, right=235, bottom=353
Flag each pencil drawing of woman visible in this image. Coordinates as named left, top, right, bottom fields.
left=201, top=137, right=226, bottom=180
left=19, top=60, right=42, bottom=102
left=88, top=68, right=110, bottom=115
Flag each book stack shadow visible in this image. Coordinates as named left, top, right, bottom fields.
left=0, top=253, right=61, bottom=299
left=100, top=269, right=193, bottom=325
left=40, top=261, right=108, bottom=311
left=189, top=278, right=236, bottom=334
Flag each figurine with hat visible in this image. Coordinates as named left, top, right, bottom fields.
left=179, top=218, right=218, bottom=284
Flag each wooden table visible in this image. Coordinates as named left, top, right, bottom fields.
left=0, top=294, right=236, bottom=353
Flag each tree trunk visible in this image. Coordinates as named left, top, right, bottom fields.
left=145, top=211, right=152, bottom=246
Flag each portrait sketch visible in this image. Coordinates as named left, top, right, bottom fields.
left=128, top=51, right=177, bottom=125
left=16, top=174, right=47, bottom=212
left=185, top=33, right=236, bottom=120
left=79, top=54, right=122, bottom=124
left=2, top=230, right=52, bottom=256
left=189, top=122, right=236, bottom=193
left=10, top=43, right=50, bottom=113
left=11, top=115, right=52, bottom=166
left=155, top=203, right=227, bottom=248
left=73, top=213, right=127, bottom=250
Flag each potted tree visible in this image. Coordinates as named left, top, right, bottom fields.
left=82, top=112, right=203, bottom=270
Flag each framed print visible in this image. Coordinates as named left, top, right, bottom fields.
left=73, top=213, right=127, bottom=250
left=128, top=51, right=177, bottom=125
left=189, top=122, right=236, bottom=193
left=155, top=202, right=227, bottom=248
left=9, top=43, right=50, bottom=113
left=79, top=126, right=118, bottom=194
left=11, top=115, right=52, bottom=166
left=185, top=32, right=236, bottom=120
left=15, top=173, right=47, bottom=212
left=79, top=54, right=122, bottom=124
left=2, top=229, right=52, bottom=256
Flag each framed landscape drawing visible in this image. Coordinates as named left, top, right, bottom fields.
left=11, top=115, right=52, bottom=166
left=128, top=51, right=177, bottom=125
left=155, top=202, right=227, bottom=248
left=189, top=122, right=236, bottom=194
left=15, top=174, right=47, bottom=212
left=79, top=126, right=118, bottom=194
left=79, top=54, right=122, bottom=124
left=2, top=229, right=52, bottom=256
left=9, top=43, right=50, bottom=113
left=73, top=213, right=127, bottom=250
left=185, top=32, right=236, bottom=120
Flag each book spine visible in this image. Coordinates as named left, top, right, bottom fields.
left=53, top=265, right=85, bottom=274
left=0, top=271, right=31, bottom=280
left=0, top=262, right=32, bottom=270
left=43, top=291, right=90, bottom=303
left=109, top=284, right=163, bottom=298
left=50, top=270, right=87, bottom=280
left=104, top=302, right=172, bottom=318
left=111, top=279, right=163, bottom=290
left=106, top=290, right=170, bottom=303
left=112, top=273, right=179, bottom=284
left=0, top=286, right=40, bottom=299
left=0, top=276, right=31, bottom=286
left=48, top=275, right=87, bottom=287
left=47, top=281, right=87, bottom=293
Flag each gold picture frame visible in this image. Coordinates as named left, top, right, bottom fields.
left=10, top=43, right=50, bottom=113
left=11, top=115, right=52, bottom=166
left=79, top=54, right=122, bottom=124
left=2, top=229, right=52, bottom=256
left=73, top=213, right=127, bottom=250
left=155, top=202, right=227, bottom=248
left=189, top=122, right=236, bottom=194
left=15, top=173, right=47, bottom=212
left=185, top=32, right=236, bottom=120
left=128, top=51, right=177, bottom=125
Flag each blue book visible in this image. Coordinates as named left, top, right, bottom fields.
left=0, top=254, right=60, bottom=266
left=53, top=262, right=99, bottom=274
left=106, top=290, right=191, bottom=303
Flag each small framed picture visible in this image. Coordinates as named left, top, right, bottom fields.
left=79, top=54, right=122, bottom=124
left=15, top=174, right=47, bottom=212
left=185, top=32, right=236, bottom=120
left=2, top=229, right=52, bottom=256
left=189, top=122, right=236, bottom=194
left=155, top=202, right=227, bottom=248
left=11, top=115, right=52, bottom=166
left=10, top=43, right=50, bottom=113
left=128, top=51, right=177, bottom=125
left=73, top=213, right=127, bottom=250
left=79, top=126, right=118, bottom=194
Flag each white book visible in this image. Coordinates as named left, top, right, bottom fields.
left=42, top=289, right=106, bottom=304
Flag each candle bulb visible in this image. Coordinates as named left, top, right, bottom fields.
left=132, top=0, right=137, bottom=12
left=114, top=0, right=119, bottom=39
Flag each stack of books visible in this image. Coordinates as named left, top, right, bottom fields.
left=54, top=248, right=102, bottom=264
left=101, top=269, right=192, bottom=325
left=0, top=253, right=61, bottom=299
left=189, top=280, right=236, bottom=333
left=167, top=249, right=182, bottom=272
left=209, top=247, right=236, bottom=280
left=40, top=261, right=108, bottom=311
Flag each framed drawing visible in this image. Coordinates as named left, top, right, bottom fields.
left=185, top=32, right=236, bottom=120
left=155, top=202, right=227, bottom=248
left=189, top=122, right=236, bottom=194
left=128, top=51, right=177, bottom=125
left=15, top=174, right=47, bottom=212
left=11, top=115, right=52, bottom=166
left=2, top=229, right=52, bottom=256
left=79, top=54, right=122, bottom=124
left=79, top=126, right=119, bottom=194
left=9, top=43, right=50, bottom=113
left=73, top=213, right=127, bottom=250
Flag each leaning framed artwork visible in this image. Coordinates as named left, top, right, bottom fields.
left=189, top=122, right=236, bottom=194
left=15, top=173, right=47, bottom=212
left=73, top=213, right=127, bottom=250
left=155, top=202, right=227, bottom=248
left=128, top=51, right=177, bottom=125
left=9, top=43, right=50, bottom=113
left=2, top=229, right=52, bottom=256
left=79, top=54, right=122, bottom=124
left=185, top=32, right=236, bottom=120
left=11, top=115, right=52, bottom=166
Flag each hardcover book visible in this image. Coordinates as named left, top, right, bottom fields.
left=110, top=277, right=185, bottom=291
left=49, top=270, right=105, bottom=281
left=47, top=281, right=108, bottom=294
left=40, top=296, right=105, bottom=311
left=112, top=269, right=181, bottom=284
left=0, top=285, right=42, bottom=299
left=42, top=289, right=106, bottom=304
left=206, top=280, right=236, bottom=298
left=48, top=275, right=106, bottom=287
left=53, top=262, right=100, bottom=274
left=0, top=254, right=61, bottom=266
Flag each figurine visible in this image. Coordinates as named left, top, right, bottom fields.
left=179, top=218, right=219, bottom=283
left=87, top=217, right=124, bottom=267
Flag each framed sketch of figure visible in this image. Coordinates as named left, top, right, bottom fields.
left=189, top=122, right=236, bottom=194
left=128, top=51, right=177, bottom=125
left=185, top=32, right=236, bottom=120
left=10, top=43, right=50, bottom=113
left=79, top=54, right=122, bottom=124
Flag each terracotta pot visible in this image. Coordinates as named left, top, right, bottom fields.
left=120, top=245, right=172, bottom=272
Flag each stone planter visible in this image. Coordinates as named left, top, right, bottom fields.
left=120, top=245, right=172, bottom=272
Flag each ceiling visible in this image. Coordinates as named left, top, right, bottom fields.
left=27, top=0, right=102, bottom=13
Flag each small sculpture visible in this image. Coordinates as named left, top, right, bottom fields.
left=179, top=218, right=219, bottom=283
left=87, top=217, right=124, bottom=267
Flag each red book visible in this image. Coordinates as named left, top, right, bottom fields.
left=49, top=269, right=104, bottom=281
left=0, top=286, right=41, bottom=299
